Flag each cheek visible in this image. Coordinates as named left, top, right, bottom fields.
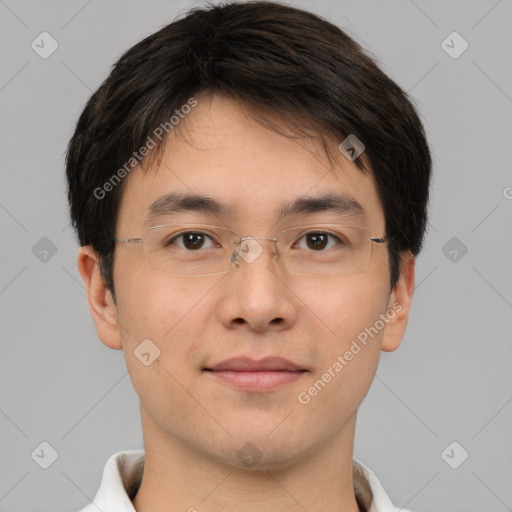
left=115, top=274, right=210, bottom=427
left=299, top=273, right=390, bottom=344
left=295, top=283, right=387, bottom=423
left=115, top=270, right=221, bottom=376
left=291, top=274, right=389, bottom=410
left=116, top=264, right=212, bottom=333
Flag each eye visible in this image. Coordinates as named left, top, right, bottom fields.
left=166, top=231, right=218, bottom=250
left=294, top=231, right=343, bottom=251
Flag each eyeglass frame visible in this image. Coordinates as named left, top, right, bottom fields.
left=113, top=223, right=388, bottom=277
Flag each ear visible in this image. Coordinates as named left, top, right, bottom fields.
left=381, top=253, right=415, bottom=352
left=77, top=246, right=123, bottom=350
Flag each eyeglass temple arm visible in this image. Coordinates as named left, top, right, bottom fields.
left=114, top=238, right=143, bottom=244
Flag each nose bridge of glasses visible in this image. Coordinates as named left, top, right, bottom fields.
left=231, top=235, right=279, bottom=266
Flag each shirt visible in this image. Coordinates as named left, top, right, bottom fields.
left=78, top=450, right=411, bottom=512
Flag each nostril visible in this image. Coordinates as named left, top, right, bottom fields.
left=270, top=317, right=284, bottom=325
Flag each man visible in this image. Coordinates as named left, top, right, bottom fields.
left=66, top=1, right=431, bottom=511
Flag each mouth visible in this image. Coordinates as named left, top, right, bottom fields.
left=203, top=356, right=308, bottom=392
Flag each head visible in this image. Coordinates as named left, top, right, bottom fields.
left=67, top=0, right=430, bottom=472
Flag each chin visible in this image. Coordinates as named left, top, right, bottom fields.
left=206, top=428, right=314, bottom=472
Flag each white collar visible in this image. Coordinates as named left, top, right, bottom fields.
left=78, top=450, right=410, bottom=512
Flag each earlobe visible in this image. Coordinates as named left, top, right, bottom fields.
left=77, top=246, right=123, bottom=350
left=381, top=253, right=415, bottom=352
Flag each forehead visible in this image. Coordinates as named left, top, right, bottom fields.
left=116, top=95, right=385, bottom=233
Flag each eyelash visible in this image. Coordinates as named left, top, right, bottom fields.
left=166, top=231, right=344, bottom=250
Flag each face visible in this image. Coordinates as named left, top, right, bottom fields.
left=80, top=94, right=414, bottom=470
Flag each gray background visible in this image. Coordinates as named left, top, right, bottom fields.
left=1, top=0, right=511, bottom=510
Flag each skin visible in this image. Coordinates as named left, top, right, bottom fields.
left=78, top=94, right=415, bottom=512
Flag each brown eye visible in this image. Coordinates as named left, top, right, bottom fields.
left=305, top=233, right=328, bottom=250
left=168, top=232, right=216, bottom=250
left=294, top=231, right=342, bottom=251
left=183, top=232, right=206, bottom=249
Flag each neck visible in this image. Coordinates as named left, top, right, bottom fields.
left=132, top=413, right=364, bottom=512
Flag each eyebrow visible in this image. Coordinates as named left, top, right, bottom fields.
left=279, top=193, right=366, bottom=222
left=145, top=192, right=366, bottom=224
left=146, top=193, right=237, bottom=224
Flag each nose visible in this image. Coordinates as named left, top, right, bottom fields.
left=217, top=237, right=298, bottom=333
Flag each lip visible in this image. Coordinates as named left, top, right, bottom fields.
left=208, top=356, right=303, bottom=372
left=204, top=357, right=307, bottom=392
